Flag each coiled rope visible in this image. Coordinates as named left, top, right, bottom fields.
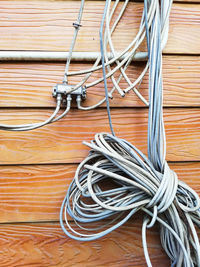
left=60, top=1, right=200, bottom=266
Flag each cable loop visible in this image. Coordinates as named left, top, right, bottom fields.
left=146, top=163, right=178, bottom=213
left=0, top=0, right=173, bottom=130
left=60, top=133, right=200, bottom=240
left=146, top=206, right=157, bottom=228
left=60, top=132, right=199, bottom=265
left=60, top=1, right=200, bottom=266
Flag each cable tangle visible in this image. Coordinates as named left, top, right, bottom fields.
left=60, top=133, right=200, bottom=266
left=0, top=0, right=199, bottom=265
left=60, top=0, right=200, bottom=266
left=0, top=0, right=172, bottom=131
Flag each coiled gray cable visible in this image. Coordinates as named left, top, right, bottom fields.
left=60, top=1, right=200, bottom=266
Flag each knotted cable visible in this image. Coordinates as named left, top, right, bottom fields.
left=60, top=1, right=200, bottom=266
left=60, top=132, right=200, bottom=266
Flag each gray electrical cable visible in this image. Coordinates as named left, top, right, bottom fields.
left=0, top=0, right=199, bottom=264
left=63, top=0, right=85, bottom=84
left=0, top=0, right=85, bottom=131
left=99, top=0, right=115, bottom=137
left=77, top=0, right=172, bottom=110
left=60, top=1, right=200, bottom=266
left=0, top=0, right=172, bottom=131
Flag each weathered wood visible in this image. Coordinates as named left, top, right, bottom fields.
left=174, top=0, right=200, bottom=2
left=0, top=2, right=199, bottom=53
left=0, top=162, right=199, bottom=223
left=0, top=221, right=172, bottom=267
left=0, top=108, right=199, bottom=165
left=0, top=56, right=199, bottom=107
left=167, top=0, right=200, bottom=1
left=0, top=1, right=199, bottom=266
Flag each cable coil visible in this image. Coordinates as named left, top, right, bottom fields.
left=60, top=0, right=200, bottom=266
left=60, top=133, right=200, bottom=266
left=0, top=0, right=199, bottom=265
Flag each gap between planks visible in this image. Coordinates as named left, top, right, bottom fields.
left=0, top=56, right=199, bottom=108
left=0, top=2, right=199, bottom=54
left=0, top=108, right=199, bottom=164
left=0, top=220, right=171, bottom=267
left=0, top=162, right=199, bottom=223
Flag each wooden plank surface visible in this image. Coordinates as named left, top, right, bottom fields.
left=0, top=1, right=199, bottom=266
left=0, top=2, right=199, bottom=54
left=0, top=56, right=199, bottom=108
left=175, top=0, right=200, bottom=2
left=0, top=221, right=171, bottom=267
left=0, top=108, right=199, bottom=165
left=0, top=162, right=199, bottom=223
left=168, top=0, right=200, bottom=1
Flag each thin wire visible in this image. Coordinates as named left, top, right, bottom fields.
left=63, top=0, right=85, bottom=84
left=99, top=0, right=115, bottom=136
left=0, top=0, right=172, bottom=131
left=0, top=0, right=85, bottom=131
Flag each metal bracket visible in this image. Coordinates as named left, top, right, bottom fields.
left=52, top=84, right=86, bottom=100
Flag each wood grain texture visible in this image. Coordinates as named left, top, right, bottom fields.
left=0, top=0, right=199, bottom=266
left=0, top=56, right=199, bottom=108
left=0, top=162, right=199, bottom=223
left=0, top=221, right=172, bottom=267
left=0, top=108, right=199, bottom=165
left=0, top=2, right=199, bottom=53
left=175, top=0, right=200, bottom=2
left=170, top=0, right=200, bottom=1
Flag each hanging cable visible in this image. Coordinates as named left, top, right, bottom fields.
left=60, top=1, right=200, bottom=266
left=63, top=0, right=85, bottom=84
left=99, top=0, right=115, bottom=137
left=0, top=0, right=85, bottom=131
left=0, top=0, right=172, bottom=131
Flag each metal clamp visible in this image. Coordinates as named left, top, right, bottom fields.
left=73, top=22, right=82, bottom=29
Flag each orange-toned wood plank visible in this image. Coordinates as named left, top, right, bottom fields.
left=0, top=162, right=199, bottom=223
left=0, top=221, right=171, bottom=267
left=0, top=56, right=199, bottom=107
left=169, top=0, right=200, bottom=1
left=0, top=2, right=199, bottom=53
left=141, top=0, right=200, bottom=2
left=4, top=0, right=198, bottom=2
left=0, top=108, right=199, bottom=165
left=175, top=0, right=200, bottom=2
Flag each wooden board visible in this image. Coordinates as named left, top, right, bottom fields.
left=0, top=221, right=172, bottom=267
left=0, top=162, right=199, bottom=223
left=0, top=2, right=199, bottom=54
left=0, top=56, right=199, bottom=108
left=0, top=1, right=199, bottom=266
left=0, top=108, right=199, bottom=165
left=175, top=0, right=200, bottom=1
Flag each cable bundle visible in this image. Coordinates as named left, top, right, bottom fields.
left=0, top=0, right=172, bottom=131
left=60, top=0, right=200, bottom=266
left=60, top=133, right=200, bottom=266
left=74, top=0, right=172, bottom=109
